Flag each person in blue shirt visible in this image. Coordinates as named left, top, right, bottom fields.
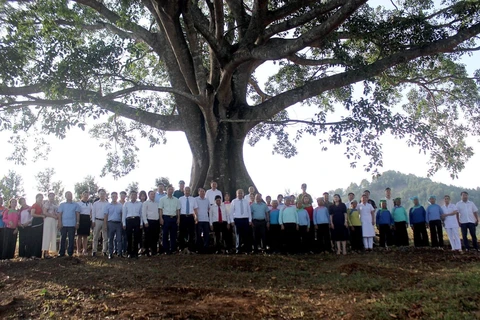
left=57, top=191, right=81, bottom=257
left=250, top=193, right=269, bottom=253
left=314, top=198, right=331, bottom=253
left=296, top=201, right=310, bottom=254
left=426, top=195, right=444, bottom=248
left=376, top=200, right=394, bottom=249
left=409, top=196, right=429, bottom=247
left=268, top=200, right=281, bottom=254
left=104, top=192, right=124, bottom=259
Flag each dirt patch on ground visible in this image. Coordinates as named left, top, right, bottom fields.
left=0, top=249, right=479, bottom=319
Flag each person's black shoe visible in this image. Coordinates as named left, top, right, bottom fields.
left=92, top=252, right=96, bottom=257
left=103, top=252, right=108, bottom=257
left=58, top=254, right=65, bottom=258
left=108, top=254, right=113, bottom=259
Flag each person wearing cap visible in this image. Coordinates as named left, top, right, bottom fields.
left=210, top=195, right=232, bottom=253
left=206, top=180, right=223, bottom=206
left=173, top=180, right=186, bottom=199
left=296, top=183, right=313, bottom=205
left=358, top=194, right=375, bottom=251
left=409, top=196, right=429, bottom=247
left=347, top=200, right=363, bottom=252
left=382, top=188, right=394, bottom=212
left=376, top=200, right=394, bottom=249
left=441, top=195, right=461, bottom=251
left=426, top=195, right=445, bottom=248
left=391, top=198, right=409, bottom=247
left=456, top=191, right=479, bottom=251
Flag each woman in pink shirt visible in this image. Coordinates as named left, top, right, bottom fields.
left=2, top=198, right=19, bottom=260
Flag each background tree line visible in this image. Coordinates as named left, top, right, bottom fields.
left=330, top=170, right=480, bottom=210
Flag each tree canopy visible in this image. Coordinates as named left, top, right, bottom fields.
left=35, top=167, right=65, bottom=202
left=0, top=170, right=25, bottom=202
left=1, top=0, right=480, bottom=194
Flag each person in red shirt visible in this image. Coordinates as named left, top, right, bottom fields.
left=30, top=194, right=45, bottom=259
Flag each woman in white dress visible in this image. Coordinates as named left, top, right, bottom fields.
left=42, top=192, right=58, bottom=259
left=358, top=194, right=375, bottom=251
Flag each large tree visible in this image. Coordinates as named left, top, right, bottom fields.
left=34, top=167, right=65, bottom=202
left=0, top=170, right=25, bottom=202
left=1, top=0, right=480, bottom=195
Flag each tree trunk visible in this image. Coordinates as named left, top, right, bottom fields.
left=187, top=121, right=255, bottom=198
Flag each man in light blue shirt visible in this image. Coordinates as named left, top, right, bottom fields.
left=251, top=193, right=269, bottom=253
left=154, top=183, right=166, bottom=204
left=57, top=191, right=81, bottom=257
left=104, top=192, right=124, bottom=259
left=297, top=201, right=310, bottom=253
left=426, top=195, right=444, bottom=248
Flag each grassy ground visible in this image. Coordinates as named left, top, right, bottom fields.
left=1, top=248, right=480, bottom=319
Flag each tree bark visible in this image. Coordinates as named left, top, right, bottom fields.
left=186, top=120, right=255, bottom=199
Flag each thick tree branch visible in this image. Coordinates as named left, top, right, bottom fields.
left=246, top=22, right=480, bottom=123
left=248, top=78, right=272, bottom=102
left=250, top=0, right=367, bottom=61
left=265, top=0, right=320, bottom=24
left=241, top=0, right=268, bottom=47
left=225, top=0, right=249, bottom=39
left=73, top=0, right=157, bottom=45
left=264, top=0, right=347, bottom=39
left=287, top=55, right=347, bottom=66
left=102, top=85, right=201, bottom=104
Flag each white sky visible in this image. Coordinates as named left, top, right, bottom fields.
left=1, top=1, right=479, bottom=203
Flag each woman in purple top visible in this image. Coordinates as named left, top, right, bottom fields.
left=329, top=194, right=348, bottom=255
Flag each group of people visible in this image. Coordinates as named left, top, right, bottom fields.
left=0, top=180, right=478, bottom=260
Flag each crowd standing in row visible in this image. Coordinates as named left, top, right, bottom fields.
left=0, top=181, right=478, bottom=260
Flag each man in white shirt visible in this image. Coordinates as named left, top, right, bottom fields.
left=456, top=191, right=479, bottom=251
left=178, top=187, right=198, bottom=253
left=142, top=191, right=160, bottom=256
left=195, top=188, right=211, bottom=253
left=382, top=187, right=394, bottom=212
left=205, top=180, right=223, bottom=206
left=210, top=195, right=232, bottom=253
left=231, top=189, right=252, bottom=254
left=346, top=192, right=355, bottom=209
left=442, top=195, right=461, bottom=251
left=122, top=191, right=143, bottom=258
left=91, top=190, right=107, bottom=257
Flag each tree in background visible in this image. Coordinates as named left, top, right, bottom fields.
left=125, top=181, right=139, bottom=195
left=1, top=1, right=480, bottom=197
left=333, top=170, right=480, bottom=210
left=35, top=168, right=65, bottom=203
left=154, top=177, right=171, bottom=190
left=73, top=175, right=100, bottom=201
left=0, top=170, right=25, bottom=202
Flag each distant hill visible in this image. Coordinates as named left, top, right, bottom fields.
left=331, top=170, right=480, bottom=210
